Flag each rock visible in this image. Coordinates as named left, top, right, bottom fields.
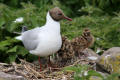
left=0, top=71, right=25, bottom=80
left=97, top=47, right=120, bottom=74
left=89, top=76, right=102, bottom=80
left=97, top=71, right=108, bottom=78
left=82, top=48, right=99, bottom=61
left=102, top=47, right=120, bottom=55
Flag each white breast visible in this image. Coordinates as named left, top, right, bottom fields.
left=30, top=32, right=62, bottom=56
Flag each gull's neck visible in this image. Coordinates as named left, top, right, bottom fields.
left=46, top=12, right=59, bottom=24
left=44, top=12, right=60, bottom=33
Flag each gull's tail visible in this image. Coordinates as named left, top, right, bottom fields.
left=15, top=36, right=22, bottom=40
left=22, top=26, right=28, bottom=32
left=15, top=26, right=28, bottom=40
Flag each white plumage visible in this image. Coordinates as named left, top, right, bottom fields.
left=16, top=12, right=62, bottom=57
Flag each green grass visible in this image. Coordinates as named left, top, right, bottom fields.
left=63, top=64, right=120, bottom=80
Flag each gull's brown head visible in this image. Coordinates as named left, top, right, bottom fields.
left=49, top=7, right=72, bottom=21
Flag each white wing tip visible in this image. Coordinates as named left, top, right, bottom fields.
left=15, top=36, right=22, bottom=40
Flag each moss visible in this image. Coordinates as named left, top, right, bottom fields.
left=98, top=53, right=120, bottom=74
left=89, top=76, right=102, bottom=80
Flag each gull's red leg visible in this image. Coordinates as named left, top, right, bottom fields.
left=38, top=56, right=42, bottom=71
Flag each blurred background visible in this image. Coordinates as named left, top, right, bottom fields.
left=0, top=0, right=120, bottom=63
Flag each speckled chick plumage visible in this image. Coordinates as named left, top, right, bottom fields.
left=71, top=28, right=94, bottom=56
left=57, top=36, right=75, bottom=61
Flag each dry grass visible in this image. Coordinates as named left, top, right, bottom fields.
left=0, top=55, right=95, bottom=80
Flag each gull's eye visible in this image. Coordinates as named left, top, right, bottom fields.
left=58, top=13, right=62, bottom=16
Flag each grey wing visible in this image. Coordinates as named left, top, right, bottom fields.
left=22, top=28, right=41, bottom=50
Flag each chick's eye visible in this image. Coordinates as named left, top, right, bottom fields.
left=58, top=13, right=62, bottom=16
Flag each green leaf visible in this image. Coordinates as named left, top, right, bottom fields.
left=63, top=66, right=81, bottom=72
left=0, top=37, right=19, bottom=51
left=0, top=40, right=11, bottom=46
left=7, top=46, right=17, bottom=53
left=63, top=65, right=88, bottom=73
left=0, top=17, right=5, bottom=27
left=17, top=46, right=28, bottom=56
left=8, top=23, right=18, bottom=32
left=87, top=70, right=104, bottom=79
left=9, top=54, right=17, bottom=63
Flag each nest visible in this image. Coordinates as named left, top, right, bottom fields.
left=0, top=28, right=95, bottom=79
left=0, top=57, right=95, bottom=80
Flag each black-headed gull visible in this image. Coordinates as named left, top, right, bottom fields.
left=16, top=7, right=72, bottom=71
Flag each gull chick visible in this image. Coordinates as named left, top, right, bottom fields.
left=71, top=28, right=94, bottom=56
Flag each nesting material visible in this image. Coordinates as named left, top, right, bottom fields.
left=0, top=60, right=75, bottom=80
left=0, top=58, right=95, bottom=80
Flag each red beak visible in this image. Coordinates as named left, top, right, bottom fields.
left=63, top=16, right=72, bottom=21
